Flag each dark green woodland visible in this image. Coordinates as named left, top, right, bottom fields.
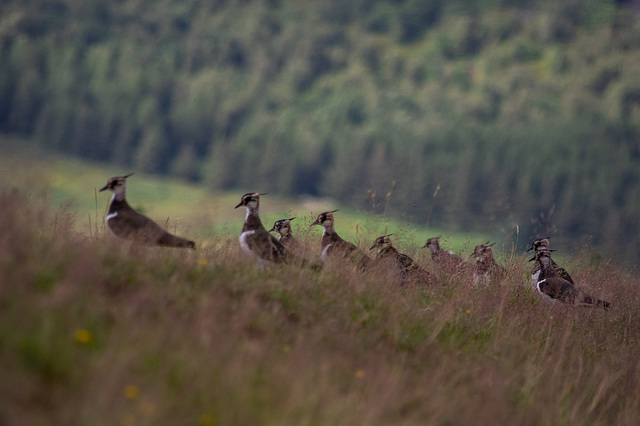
left=2, top=0, right=640, bottom=261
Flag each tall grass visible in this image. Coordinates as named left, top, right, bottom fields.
left=1, top=183, right=639, bottom=425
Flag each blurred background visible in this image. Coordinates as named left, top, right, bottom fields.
left=1, top=0, right=639, bottom=263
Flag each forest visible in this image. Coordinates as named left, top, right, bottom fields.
left=1, top=0, right=640, bottom=262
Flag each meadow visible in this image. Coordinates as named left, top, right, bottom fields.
left=1, top=149, right=639, bottom=425
left=6, top=0, right=640, bottom=260
left=0, top=140, right=493, bottom=252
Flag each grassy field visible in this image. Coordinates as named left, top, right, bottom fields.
left=0, top=138, right=496, bottom=256
left=2, top=143, right=637, bottom=425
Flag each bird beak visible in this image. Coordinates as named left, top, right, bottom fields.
left=123, top=173, right=135, bottom=179
left=268, top=226, right=276, bottom=232
left=99, top=184, right=108, bottom=192
left=528, top=255, right=536, bottom=262
left=234, top=202, right=243, bottom=209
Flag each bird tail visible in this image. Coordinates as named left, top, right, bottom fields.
left=159, top=233, right=196, bottom=249
left=582, top=296, right=611, bottom=310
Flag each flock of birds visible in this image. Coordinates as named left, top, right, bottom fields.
left=99, top=174, right=610, bottom=310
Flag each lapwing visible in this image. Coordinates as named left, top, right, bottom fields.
left=527, top=237, right=550, bottom=253
left=530, top=250, right=610, bottom=309
left=268, top=217, right=303, bottom=250
left=99, top=174, right=195, bottom=248
left=527, top=237, right=574, bottom=285
left=370, top=234, right=434, bottom=284
left=423, top=236, right=467, bottom=274
left=235, top=192, right=289, bottom=266
left=472, top=243, right=506, bottom=284
left=310, top=210, right=371, bottom=270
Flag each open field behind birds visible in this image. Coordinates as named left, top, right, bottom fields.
left=3, top=0, right=640, bottom=261
left=1, top=148, right=639, bottom=426
left=0, top=140, right=493, bottom=254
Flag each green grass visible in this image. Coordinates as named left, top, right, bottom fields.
left=0, top=137, right=493, bottom=256
left=1, top=144, right=638, bottom=425
left=0, top=187, right=636, bottom=425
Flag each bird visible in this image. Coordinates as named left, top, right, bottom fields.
left=310, top=210, right=371, bottom=270
left=268, top=217, right=303, bottom=250
left=235, top=192, right=288, bottom=266
left=530, top=250, right=610, bottom=309
left=471, top=242, right=506, bottom=284
left=527, top=237, right=551, bottom=253
left=527, top=237, right=574, bottom=285
left=99, top=174, right=195, bottom=248
left=370, top=234, right=435, bottom=284
left=423, top=236, right=467, bottom=274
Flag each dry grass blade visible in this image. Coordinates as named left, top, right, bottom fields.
left=0, top=186, right=639, bottom=425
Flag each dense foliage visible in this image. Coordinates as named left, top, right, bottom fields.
left=1, top=0, right=640, bottom=260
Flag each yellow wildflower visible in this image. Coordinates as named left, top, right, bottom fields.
left=200, top=413, right=215, bottom=426
left=75, top=329, right=92, bottom=344
left=124, top=385, right=140, bottom=400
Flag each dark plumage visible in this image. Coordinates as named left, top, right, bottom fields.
left=311, top=210, right=371, bottom=270
left=527, top=237, right=574, bottom=284
left=269, top=217, right=303, bottom=250
left=370, top=234, right=435, bottom=284
left=471, top=243, right=506, bottom=284
left=423, top=236, right=467, bottom=274
left=99, top=174, right=195, bottom=248
left=235, top=192, right=288, bottom=266
left=531, top=250, right=610, bottom=309
left=527, top=237, right=550, bottom=253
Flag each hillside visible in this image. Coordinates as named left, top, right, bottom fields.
left=1, top=0, right=640, bottom=262
left=0, top=140, right=494, bottom=255
left=1, top=169, right=638, bottom=425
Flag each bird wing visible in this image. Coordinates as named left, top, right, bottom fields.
left=537, top=276, right=578, bottom=303
left=550, top=259, right=575, bottom=284
left=109, top=209, right=193, bottom=247
left=556, top=267, right=575, bottom=284
left=108, top=210, right=164, bottom=239
left=396, top=253, right=415, bottom=269
left=245, top=229, right=287, bottom=263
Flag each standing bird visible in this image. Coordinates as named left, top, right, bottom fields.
left=370, top=234, right=434, bottom=284
left=531, top=250, right=610, bottom=309
left=311, top=210, right=371, bottom=270
left=235, top=192, right=288, bottom=266
left=423, top=236, right=467, bottom=274
left=472, top=243, right=506, bottom=284
left=527, top=237, right=574, bottom=284
left=269, top=217, right=303, bottom=250
left=99, top=174, right=195, bottom=248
